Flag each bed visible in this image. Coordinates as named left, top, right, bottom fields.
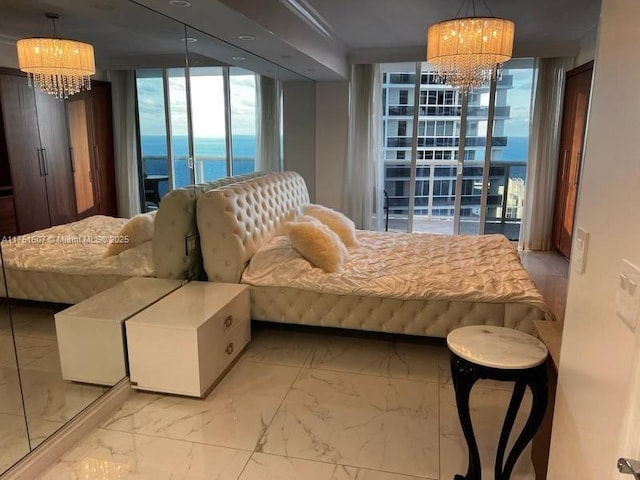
left=197, top=171, right=552, bottom=338
left=0, top=172, right=266, bottom=304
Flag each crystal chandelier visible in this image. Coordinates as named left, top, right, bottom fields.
left=16, top=13, right=95, bottom=99
left=426, top=0, right=514, bottom=91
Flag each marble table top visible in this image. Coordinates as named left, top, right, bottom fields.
left=447, top=326, right=548, bottom=370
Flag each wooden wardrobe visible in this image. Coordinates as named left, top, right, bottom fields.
left=0, top=70, right=117, bottom=235
left=552, top=62, right=594, bottom=258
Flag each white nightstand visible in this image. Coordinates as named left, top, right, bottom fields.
left=55, top=277, right=183, bottom=385
left=126, top=282, right=250, bottom=397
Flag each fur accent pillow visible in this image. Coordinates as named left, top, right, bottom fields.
left=104, top=210, right=157, bottom=257
left=286, top=217, right=347, bottom=273
left=302, top=204, right=358, bottom=247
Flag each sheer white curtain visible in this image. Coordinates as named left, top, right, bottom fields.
left=255, top=75, right=282, bottom=172
left=343, top=64, right=383, bottom=230
left=109, top=70, right=141, bottom=218
left=519, top=57, right=574, bottom=251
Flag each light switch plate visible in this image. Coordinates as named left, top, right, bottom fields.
left=616, top=259, right=640, bottom=332
left=573, top=227, right=589, bottom=274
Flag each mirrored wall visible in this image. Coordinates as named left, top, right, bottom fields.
left=0, top=0, right=310, bottom=474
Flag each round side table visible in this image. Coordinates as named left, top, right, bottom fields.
left=447, top=325, right=549, bottom=480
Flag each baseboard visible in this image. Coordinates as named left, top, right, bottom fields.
left=0, top=378, right=131, bottom=480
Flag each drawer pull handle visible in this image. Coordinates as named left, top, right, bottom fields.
left=224, top=315, right=233, bottom=328
left=225, top=342, right=234, bottom=355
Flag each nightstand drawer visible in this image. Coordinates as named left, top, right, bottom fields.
left=209, top=293, right=249, bottom=334
left=200, top=315, right=251, bottom=393
left=127, top=282, right=251, bottom=397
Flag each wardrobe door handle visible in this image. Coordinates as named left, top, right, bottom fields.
left=41, top=148, right=49, bottom=176
left=561, top=149, right=569, bottom=182
left=69, top=147, right=76, bottom=173
left=36, top=148, right=44, bottom=176
left=93, top=145, right=100, bottom=172
left=574, top=152, right=582, bottom=186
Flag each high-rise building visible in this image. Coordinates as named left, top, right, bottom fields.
left=381, top=66, right=526, bottom=238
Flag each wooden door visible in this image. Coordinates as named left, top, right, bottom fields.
left=67, top=96, right=99, bottom=218
left=89, top=81, right=117, bottom=216
left=0, top=74, right=50, bottom=233
left=552, top=63, right=593, bottom=258
left=34, top=89, right=77, bottom=226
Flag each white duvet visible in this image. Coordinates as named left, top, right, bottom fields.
left=242, top=231, right=549, bottom=314
left=1, top=215, right=155, bottom=277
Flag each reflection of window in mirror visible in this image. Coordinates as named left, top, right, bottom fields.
left=135, top=66, right=262, bottom=202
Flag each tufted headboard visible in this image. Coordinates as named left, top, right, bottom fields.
left=152, top=172, right=267, bottom=280
left=197, top=171, right=310, bottom=283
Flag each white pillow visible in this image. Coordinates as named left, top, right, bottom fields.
left=286, top=217, right=347, bottom=273
left=302, top=204, right=358, bottom=247
left=104, top=211, right=157, bottom=257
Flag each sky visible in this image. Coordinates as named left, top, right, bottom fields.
left=137, top=69, right=257, bottom=138
left=503, top=65, right=535, bottom=137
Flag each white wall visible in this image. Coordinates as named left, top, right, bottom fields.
left=314, top=81, right=349, bottom=211
left=0, top=44, right=18, bottom=69
left=548, top=0, right=640, bottom=478
left=282, top=81, right=316, bottom=201
left=575, top=25, right=598, bottom=66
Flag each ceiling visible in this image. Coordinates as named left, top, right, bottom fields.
left=0, top=0, right=310, bottom=81
left=0, top=0, right=602, bottom=81
left=304, top=0, right=601, bottom=51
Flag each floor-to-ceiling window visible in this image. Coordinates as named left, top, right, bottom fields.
left=229, top=67, right=257, bottom=175
left=135, top=70, right=171, bottom=210
left=135, top=66, right=259, bottom=210
left=381, top=59, right=535, bottom=239
left=189, top=67, right=227, bottom=183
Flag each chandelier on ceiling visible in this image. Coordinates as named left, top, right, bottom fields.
left=16, top=13, right=95, bottom=99
left=426, top=0, right=514, bottom=91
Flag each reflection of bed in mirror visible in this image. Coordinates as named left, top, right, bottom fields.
left=0, top=172, right=266, bottom=304
left=0, top=0, right=307, bottom=472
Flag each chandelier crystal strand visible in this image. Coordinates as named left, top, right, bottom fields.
left=427, top=17, right=514, bottom=90
left=16, top=37, right=95, bottom=99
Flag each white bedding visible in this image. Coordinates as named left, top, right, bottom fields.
left=241, top=231, right=550, bottom=316
left=1, top=215, right=155, bottom=277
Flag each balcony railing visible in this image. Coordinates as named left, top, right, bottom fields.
left=386, top=136, right=509, bottom=148
left=142, top=154, right=255, bottom=191
left=383, top=161, right=526, bottom=239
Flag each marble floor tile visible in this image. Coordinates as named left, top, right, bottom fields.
left=0, top=413, right=30, bottom=475
left=260, top=369, right=439, bottom=478
left=306, top=335, right=443, bottom=382
left=28, top=418, right=66, bottom=448
left=15, top=336, right=61, bottom=372
left=37, top=428, right=251, bottom=480
left=244, top=329, right=319, bottom=367
left=0, top=367, right=25, bottom=416
left=103, top=359, right=300, bottom=451
left=239, top=453, right=357, bottom=480
left=20, top=368, right=106, bottom=423
left=350, top=470, right=429, bottom=480
left=240, top=453, right=429, bottom=480
left=9, top=305, right=59, bottom=341
left=0, top=334, right=19, bottom=368
left=439, top=383, right=534, bottom=480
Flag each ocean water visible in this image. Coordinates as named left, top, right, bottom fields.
left=141, top=134, right=528, bottom=198
left=141, top=135, right=256, bottom=193
left=499, top=136, right=528, bottom=162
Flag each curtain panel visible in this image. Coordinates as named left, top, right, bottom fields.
left=519, top=57, right=574, bottom=251
left=255, top=75, right=283, bottom=172
left=343, top=64, right=383, bottom=230
left=109, top=70, right=141, bottom=218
